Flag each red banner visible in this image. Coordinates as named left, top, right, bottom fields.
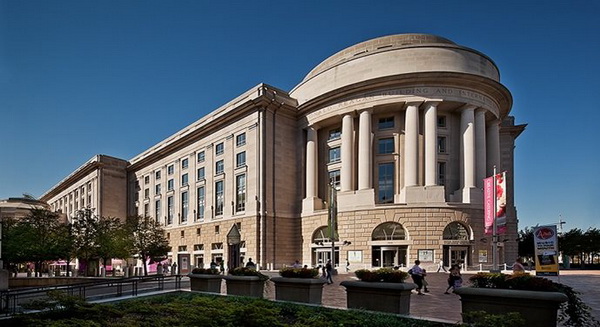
left=483, top=176, right=494, bottom=235
left=483, top=172, right=507, bottom=235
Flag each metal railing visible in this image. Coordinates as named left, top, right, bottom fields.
left=0, top=274, right=187, bottom=317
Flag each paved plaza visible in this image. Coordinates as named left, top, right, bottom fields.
left=261, top=270, right=600, bottom=324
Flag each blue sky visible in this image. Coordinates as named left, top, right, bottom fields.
left=1, top=1, right=598, bottom=231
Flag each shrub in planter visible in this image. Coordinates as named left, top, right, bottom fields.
left=278, top=267, right=319, bottom=278
left=341, top=268, right=415, bottom=314
left=189, top=268, right=222, bottom=293
left=224, top=267, right=269, bottom=298
left=272, top=267, right=325, bottom=304
left=191, top=268, right=220, bottom=275
left=354, top=268, right=409, bottom=283
left=462, top=272, right=599, bottom=327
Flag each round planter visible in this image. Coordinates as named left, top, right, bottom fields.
left=271, top=277, right=326, bottom=304
left=340, top=280, right=416, bottom=314
left=188, top=273, right=223, bottom=293
left=454, top=287, right=568, bottom=327
left=223, top=275, right=267, bottom=298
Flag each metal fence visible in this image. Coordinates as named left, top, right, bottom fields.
left=0, top=274, right=186, bottom=317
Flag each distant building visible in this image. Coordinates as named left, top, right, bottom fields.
left=0, top=197, right=49, bottom=222
left=40, top=34, right=525, bottom=272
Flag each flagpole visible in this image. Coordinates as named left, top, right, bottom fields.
left=492, top=166, right=498, bottom=272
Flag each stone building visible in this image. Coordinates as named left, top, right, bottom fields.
left=40, top=34, right=525, bottom=273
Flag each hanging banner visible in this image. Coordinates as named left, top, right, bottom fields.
left=533, top=225, right=559, bottom=276
left=495, top=172, right=507, bottom=234
left=483, top=176, right=495, bottom=235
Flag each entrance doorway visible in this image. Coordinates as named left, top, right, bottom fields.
left=446, top=246, right=468, bottom=267
left=312, top=248, right=339, bottom=267
left=372, top=246, right=407, bottom=268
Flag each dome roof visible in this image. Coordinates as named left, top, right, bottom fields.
left=303, top=34, right=456, bottom=81
left=290, top=33, right=501, bottom=106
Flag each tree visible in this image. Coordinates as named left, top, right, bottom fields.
left=517, top=227, right=535, bottom=260
left=95, top=216, right=131, bottom=276
left=126, top=215, right=170, bottom=276
left=6, top=209, right=70, bottom=276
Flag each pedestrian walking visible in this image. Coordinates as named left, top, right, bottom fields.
left=409, top=260, right=425, bottom=295
left=436, top=259, right=447, bottom=272
left=325, top=259, right=334, bottom=284
left=422, top=269, right=430, bottom=292
left=219, top=261, right=225, bottom=274
left=512, top=257, right=525, bottom=273
left=346, top=259, right=350, bottom=272
left=445, top=265, right=463, bottom=294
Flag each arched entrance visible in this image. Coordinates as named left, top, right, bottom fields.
left=442, top=221, right=472, bottom=267
left=371, top=222, right=408, bottom=268
left=311, top=226, right=339, bottom=267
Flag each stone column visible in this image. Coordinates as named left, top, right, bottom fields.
left=358, top=110, right=372, bottom=190
left=475, top=109, right=487, bottom=188
left=305, top=126, right=318, bottom=198
left=486, top=119, right=501, bottom=175
left=404, top=102, right=420, bottom=187
left=424, top=102, right=439, bottom=186
left=461, top=106, right=476, bottom=201
left=341, top=114, right=354, bottom=192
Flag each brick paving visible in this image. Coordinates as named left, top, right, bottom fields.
left=260, top=270, right=600, bottom=323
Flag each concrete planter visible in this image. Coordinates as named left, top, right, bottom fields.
left=340, top=281, right=416, bottom=314
left=454, top=287, right=568, bottom=327
left=223, top=275, right=267, bottom=298
left=189, top=274, right=223, bottom=293
left=271, top=277, right=326, bottom=304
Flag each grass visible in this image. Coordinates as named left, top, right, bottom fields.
left=4, top=292, right=451, bottom=327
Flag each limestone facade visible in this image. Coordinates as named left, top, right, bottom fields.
left=40, top=34, right=525, bottom=271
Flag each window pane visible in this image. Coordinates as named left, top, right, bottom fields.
left=236, top=174, right=246, bottom=212
left=236, top=133, right=246, bottom=147
left=155, top=199, right=161, bottom=222
left=437, top=136, right=446, bottom=153
left=197, top=187, right=205, bottom=221
left=216, top=143, right=224, bottom=155
left=182, top=158, right=189, bottom=169
left=236, top=152, right=246, bottom=168
left=197, top=167, right=205, bottom=180
left=328, top=147, right=341, bottom=163
left=378, top=138, right=394, bottom=154
left=328, top=128, right=341, bottom=140
left=378, top=117, right=394, bottom=129
left=197, top=151, right=205, bottom=162
left=328, top=170, right=340, bottom=190
left=216, top=160, right=224, bottom=174
left=215, top=181, right=224, bottom=215
left=181, top=191, right=188, bottom=223
left=167, top=196, right=174, bottom=224
left=378, top=163, right=394, bottom=203
left=182, top=173, right=188, bottom=186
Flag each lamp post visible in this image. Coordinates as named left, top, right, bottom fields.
left=328, top=181, right=338, bottom=268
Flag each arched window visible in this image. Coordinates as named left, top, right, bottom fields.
left=372, top=222, right=406, bottom=241
left=443, top=222, right=470, bottom=240
left=312, top=226, right=333, bottom=243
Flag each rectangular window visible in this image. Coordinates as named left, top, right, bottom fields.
left=437, top=116, right=446, bottom=128
left=329, top=170, right=341, bottom=190
left=197, top=151, right=205, bottom=162
left=437, top=136, right=447, bottom=153
left=168, top=165, right=174, bottom=175
left=155, top=184, right=161, bottom=195
left=215, top=160, right=224, bottom=175
left=438, top=162, right=446, bottom=186
left=144, top=203, right=149, bottom=217
left=214, top=228, right=220, bottom=236
left=155, top=199, right=161, bottom=222
left=378, top=138, right=394, bottom=154
left=194, top=244, right=204, bottom=251
left=181, top=158, right=189, bottom=169
left=181, top=191, right=188, bottom=223
left=181, top=173, right=189, bottom=186
left=144, top=188, right=150, bottom=199
left=178, top=245, right=187, bottom=251
left=236, top=222, right=242, bottom=231
left=197, top=167, right=205, bottom=180
left=196, top=228, right=201, bottom=236
left=167, top=179, right=174, bottom=191
left=144, top=175, right=150, bottom=184
left=378, top=116, right=394, bottom=129
left=378, top=163, right=394, bottom=203
left=167, top=196, right=174, bottom=225
left=197, top=186, right=205, bottom=221
left=328, top=128, right=341, bottom=140
left=215, top=180, right=224, bottom=216
left=328, top=147, right=341, bottom=163
left=215, top=142, right=224, bottom=156
left=236, top=152, right=246, bottom=168
left=155, top=170, right=161, bottom=180
left=236, top=174, right=246, bottom=212
left=236, top=133, right=246, bottom=147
